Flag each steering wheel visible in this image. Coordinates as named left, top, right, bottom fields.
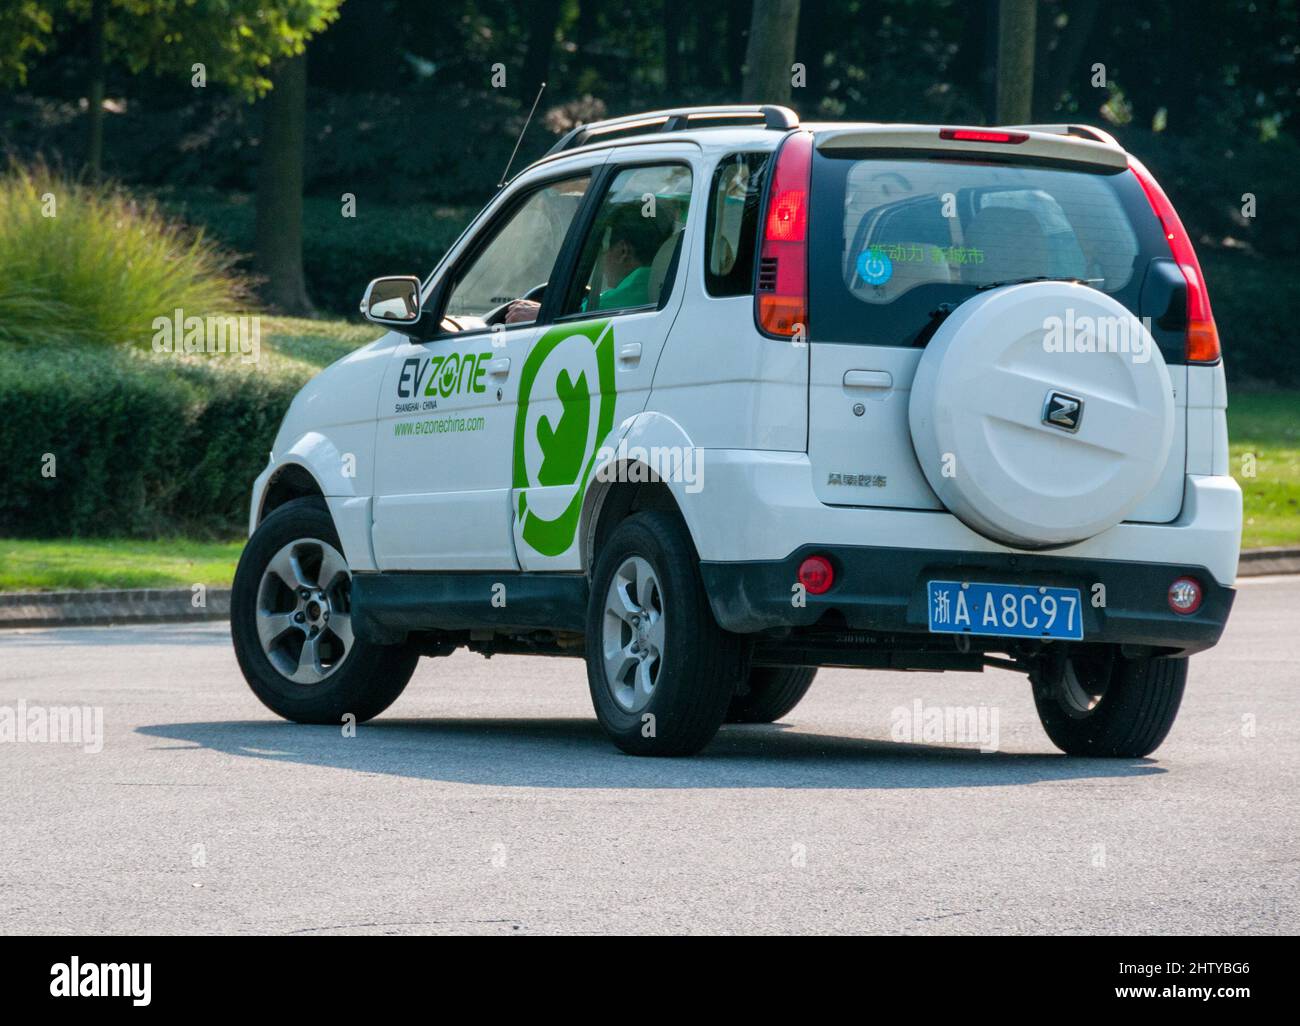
left=482, top=281, right=548, bottom=325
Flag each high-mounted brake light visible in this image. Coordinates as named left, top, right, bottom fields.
left=1129, top=157, right=1221, bottom=364
left=939, top=128, right=1029, bottom=144
left=756, top=131, right=813, bottom=336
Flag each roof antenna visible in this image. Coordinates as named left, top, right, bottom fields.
left=499, top=82, right=547, bottom=189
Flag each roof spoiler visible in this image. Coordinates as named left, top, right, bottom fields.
left=815, top=123, right=1128, bottom=169
left=1000, top=123, right=1122, bottom=148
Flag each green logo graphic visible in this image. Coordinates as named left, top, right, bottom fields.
left=537, top=369, right=592, bottom=485
left=513, top=320, right=616, bottom=556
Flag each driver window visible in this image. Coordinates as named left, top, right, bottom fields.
left=442, top=174, right=591, bottom=330
left=560, top=163, right=693, bottom=317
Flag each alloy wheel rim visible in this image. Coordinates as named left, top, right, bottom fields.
left=601, top=556, right=665, bottom=714
left=1057, top=657, right=1106, bottom=718
left=256, top=538, right=353, bottom=684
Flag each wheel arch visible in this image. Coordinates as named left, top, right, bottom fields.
left=578, top=411, right=706, bottom=574
left=254, top=460, right=327, bottom=528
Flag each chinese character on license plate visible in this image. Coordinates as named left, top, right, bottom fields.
left=926, top=580, right=1084, bottom=640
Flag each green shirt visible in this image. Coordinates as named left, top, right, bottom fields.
left=587, top=266, right=652, bottom=311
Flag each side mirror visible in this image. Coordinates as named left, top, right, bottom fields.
left=361, top=276, right=423, bottom=326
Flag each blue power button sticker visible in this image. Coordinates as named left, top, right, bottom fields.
left=856, top=249, right=892, bottom=286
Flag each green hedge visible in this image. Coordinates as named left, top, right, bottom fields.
left=1201, top=253, right=1300, bottom=387
left=163, top=192, right=473, bottom=317
left=0, top=348, right=297, bottom=538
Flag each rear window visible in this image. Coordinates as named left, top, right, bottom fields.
left=809, top=154, right=1162, bottom=346
left=705, top=151, right=771, bottom=297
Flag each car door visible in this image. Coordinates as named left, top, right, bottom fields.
left=371, top=167, right=598, bottom=571
left=512, top=147, right=699, bottom=571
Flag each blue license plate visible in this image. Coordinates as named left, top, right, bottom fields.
left=926, top=580, right=1084, bottom=640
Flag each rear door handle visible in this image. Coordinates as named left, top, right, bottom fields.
left=487, top=357, right=511, bottom=377
left=843, top=370, right=893, bottom=390
left=618, top=342, right=642, bottom=365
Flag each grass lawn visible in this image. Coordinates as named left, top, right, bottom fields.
left=0, top=538, right=245, bottom=592
left=1228, top=392, right=1300, bottom=549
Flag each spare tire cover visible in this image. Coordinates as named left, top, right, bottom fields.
left=909, top=281, right=1173, bottom=549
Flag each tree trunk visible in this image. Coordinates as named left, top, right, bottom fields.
left=255, top=54, right=314, bottom=316
left=85, top=0, right=106, bottom=178
left=695, top=3, right=723, bottom=92
left=521, top=0, right=562, bottom=98
left=742, top=0, right=801, bottom=105
left=577, top=0, right=599, bottom=59
left=1042, top=0, right=1103, bottom=119
left=795, top=0, right=832, bottom=102
left=727, top=0, right=750, bottom=89
left=665, top=0, right=684, bottom=96
left=950, top=0, right=998, bottom=122
left=995, top=0, right=1037, bottom=124
left=1164, top=0, right=1207, bottom=133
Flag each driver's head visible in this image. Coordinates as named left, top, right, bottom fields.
left=602, top=204, right=667, bottom=280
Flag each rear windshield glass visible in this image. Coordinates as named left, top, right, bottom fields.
left=810, top=154, right=1160, bottom=346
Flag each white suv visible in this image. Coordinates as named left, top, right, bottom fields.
left=231, top=105, right=1242, bottom=758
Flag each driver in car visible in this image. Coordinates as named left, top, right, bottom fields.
left=503, top=205, right=666, bottom=323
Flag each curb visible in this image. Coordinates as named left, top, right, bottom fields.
left=0, top=588, right=231, bottom=629
left=1237, top=547, right=1300, bottom=577
left=0, top=549, right=1296, bottom=629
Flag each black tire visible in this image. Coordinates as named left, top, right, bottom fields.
left=585, top=511, right=745, bottom=756
left=1031, top=648, right=1188, bottom=757
left=726, top=667, right=817, bottom=724
left=231, top=497, right=419, bottom=724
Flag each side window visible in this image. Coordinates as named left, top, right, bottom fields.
left=560, top=164, right=693, bottom=317
left=443, top=174, right=591, bottom=329
left=704, top=151, right=770, bottom=297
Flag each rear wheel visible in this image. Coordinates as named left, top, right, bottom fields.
left=726, top=667, right=817, bottom=724
left=231, top=498, right=419, bottom=724
left=1031, top=648, right=1187, bottom=757
left=585, top=511, right=744, bottom=756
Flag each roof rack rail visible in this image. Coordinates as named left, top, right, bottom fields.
left=545, top=105, right=799, bottom=156
left=1001, top=123, right=1122, bottom=148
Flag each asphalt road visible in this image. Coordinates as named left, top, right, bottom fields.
left=1, top=576, right=1296, bottom=935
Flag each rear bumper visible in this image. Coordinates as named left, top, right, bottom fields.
left=700, top=545, right=1235, bottom=657
left=679, top=452, right=1242, bottom=588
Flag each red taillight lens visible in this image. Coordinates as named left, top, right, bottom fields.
left=757, top=131, right=813, bottom=337
left=939, top=128, right=1029, bottom=144
left=765, top=188, right=807, bottom=241
left=797, top=555, right=835, bottom=595
left=1168, top=576, right=1203, bottom=615
left=1129, top=158, right=1221, bottom=364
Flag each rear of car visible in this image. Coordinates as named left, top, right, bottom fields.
left=696, top=122, right=1241, bottom=754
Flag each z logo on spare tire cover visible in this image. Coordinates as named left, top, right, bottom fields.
left=1042, top=390, right=1083, bottom=433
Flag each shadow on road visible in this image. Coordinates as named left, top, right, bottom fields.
left=2, top=624, right=227, bottom=647
left=137, top=717, right=1163, bottom=790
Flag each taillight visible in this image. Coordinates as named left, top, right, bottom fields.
left=797, top=555, right=835, bottom=595
left=1129, top=158, right=1221, bottom=363
left=939, top=128, right=1029, bottom=144
left=756, top=131, right=812, bottom=337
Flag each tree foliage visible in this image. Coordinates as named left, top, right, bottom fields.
left=2, top=0, right=341, bottom=95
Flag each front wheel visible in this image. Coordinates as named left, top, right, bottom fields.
left=231, top=497, right=419, bottom=724
left=1031, top=648, right=1187, bottom=757
left=585, top=511, right=745, bottom=756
